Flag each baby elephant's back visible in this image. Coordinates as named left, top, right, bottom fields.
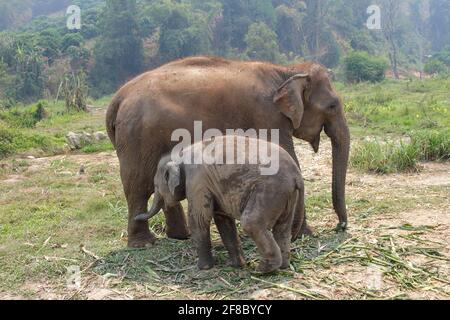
left=187, top=135, right=301, bottom=191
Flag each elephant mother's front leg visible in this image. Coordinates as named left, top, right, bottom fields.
left=282, top=136, right=313, bottom=239
left=163, top=204, right=190, bottom=240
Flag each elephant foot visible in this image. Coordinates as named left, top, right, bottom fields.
left=335, top=222, right=348, bottom=233
left=166, top=226, right=191, bottom=240
left=227, top=256, right=246, bottom=269
left=292, top=222, right=314, bottom=241
left=299, top=224, right=314, bottom=236
left=197, top=257, right=215, bottom=270
left=257, top=259, right=282, bottom=274
left=280, top=258, right=290, bottom=270
left=128, top=231, right=157, bottom=248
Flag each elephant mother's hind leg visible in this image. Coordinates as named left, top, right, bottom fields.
left=122, top=168, right=157, bottom=248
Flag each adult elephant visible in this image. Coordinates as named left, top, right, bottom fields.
left=106, top=56, right=350, bottom=248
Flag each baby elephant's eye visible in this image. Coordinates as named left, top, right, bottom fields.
left=164, top=171, right=170, bottom=181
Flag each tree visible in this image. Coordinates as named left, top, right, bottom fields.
left=157, top=3, right=212, bottom=63
left=304, top=0, right=330, bottom=61
left=245, top=22, right=283, bottom=62
left=61, top=33, right=84, bottom=52
left=14, top=44, right=45, bottom=101
left=275, top=3, right=307, bottom=57
left=37, top=28, right=61, bottom=64
left=217, top=0, right=276, bottom=52
left=424, top=59, right=448, bottom=75
left=429, top=0, right=450, bottom=51
left=382, top=0, right=401, bottom=79
left=91, top=0, right=143, bottom=95
left=67, top=46, right=90, bottom=72
left=61, top=71, right=88, bottom=112
left=343, top=51, right=388, bottom=83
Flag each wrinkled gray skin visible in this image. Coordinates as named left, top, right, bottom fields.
left=136, top=136, right=305, bottom=273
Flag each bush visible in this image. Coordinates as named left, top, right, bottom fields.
left=0, top=102, right=48, bottom=128
left=351, top=130, right=449, bottom=174
left=343, top=51, right=388, bottom=83
left=0, top=124, right=15, bottom=158
left=424, top=59, right=448, bottom=75
left=411, top=131, right=450, bottom=161
left=0, top=123, right=63, bottom=159
left=351, top=140, right=419, bottom=174
left=61, top=33, right=84, bottom=52
left=245, top=22, right=284, bottom=63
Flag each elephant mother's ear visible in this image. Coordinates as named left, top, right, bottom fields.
left=273, top=74, right=309, bottom=129
left=166, top=161, right=181, bottom=196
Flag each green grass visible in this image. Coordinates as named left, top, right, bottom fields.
left=411, top=130, right=450, bottom=161
left=351, top=140, right=419, bottom=174
left=340, top=78, right=450, bottom=136
left=351, top=129, right=450, bottom=174
left=0, top=98, right=112, bottom=159
left=82, top=140, right=114, bottom=154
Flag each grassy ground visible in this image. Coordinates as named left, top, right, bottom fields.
left=0, top=78, right=449, bottom=299
left=0, top=97, right=113, bottom=159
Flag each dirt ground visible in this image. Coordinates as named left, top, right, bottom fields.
left=0, top=139, right=449, bottom=300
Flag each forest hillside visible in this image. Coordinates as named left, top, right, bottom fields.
left=0, top=0, right=449, bottom=103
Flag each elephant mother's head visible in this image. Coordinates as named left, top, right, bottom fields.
left=276, top=63, right=350, bottom=229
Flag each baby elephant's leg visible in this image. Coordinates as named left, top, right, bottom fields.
left=275, top=186, right=303, bottom=268
left=242, top=219, right=282, bottom=273
left=241, top=192, right=284, bottom=273
left=214, top=212, right=245, bottom=268
left=188, top=199, right=214, bottom=270
left=273, top=207, right=295, bottom=269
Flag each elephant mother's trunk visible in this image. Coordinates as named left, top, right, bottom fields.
left=135, top=192, right=164, bottom=222
left=326, top=119, right=350, bottom=229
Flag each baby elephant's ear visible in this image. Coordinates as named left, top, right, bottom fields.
left=166, top=161, right=181, bottom=196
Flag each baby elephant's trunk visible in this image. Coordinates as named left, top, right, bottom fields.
left=135, top=192, right=164, bottom=222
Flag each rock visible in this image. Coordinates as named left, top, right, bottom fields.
left=66, top=132, right=94, bottom=150
left=66, top=132, right=82, bottom=150
left=94, top=131, right=108, bottom=141
left=82, top=132, right=94, bottom=143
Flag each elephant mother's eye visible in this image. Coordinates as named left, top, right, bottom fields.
left=164, top=171, right=170, bottom=181
left=329, top=104, right=338, bottom=110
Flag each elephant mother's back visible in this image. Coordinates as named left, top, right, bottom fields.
left=106, top=56, right=287, bottom=151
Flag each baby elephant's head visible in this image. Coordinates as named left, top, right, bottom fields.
left=135, top=156, right=186, bottom=222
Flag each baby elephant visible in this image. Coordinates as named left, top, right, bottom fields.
left=136, top=135, right=304, bottom=274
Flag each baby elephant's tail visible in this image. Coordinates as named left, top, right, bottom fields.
left=290, top=176, right=305, bottom=240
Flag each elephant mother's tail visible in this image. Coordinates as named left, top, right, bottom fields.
left=106, top=95, right=123, bottom=149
